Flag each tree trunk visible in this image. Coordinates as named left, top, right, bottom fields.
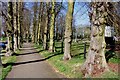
left=32, top=3, right=38, bottom=43
left=37, top=21, right=41, bottom=44
left=43, top=3, right=49, bottom=50
left=16, top=2, right=19, bottom=49
left=17, top=1, right=20, bottom=48
left=18, top=1, right=23, bottom=48
left=5, top=2, right=14, bottom=56
left=11, top=2, right=14, bottom=52
left=37, top=2, right=43, bottom=44
left=81, top=2, right=110, bottom=77
left=49, top=0, right=55, bottom=52
left=63, top=0, right=74, bottom=60
left=43, top=17, right=48, bottom=50
left=13, top=2, right=18, bottom=51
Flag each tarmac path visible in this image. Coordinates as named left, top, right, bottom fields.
left=6, top=43, right=64, bottom=79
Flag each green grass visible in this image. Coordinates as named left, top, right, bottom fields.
left=109, top=57, right=120, bottom=63
left=1, top=65, right=12, bottom=80
left=0, top=50, right=20, bottom=80
left=105, top=50, right=120, bottom=63
left=1, top=56, right=16, bottom=64
left=34, top=41, right=119, bottom=78
left=0, top=56, right=16, bottom=80
left=99, top=71, right=119, bottom=79
left=34, top=42, right=87, bottom=78
left=0, top=37, right=7, bottom=41
left=37, top=50, right=84, bottom=78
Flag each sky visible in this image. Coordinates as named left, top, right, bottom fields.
left=73, top=2, right=90, bottom=26
left=25, top=2, right=90, bottom=27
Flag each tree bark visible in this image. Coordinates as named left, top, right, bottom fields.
left=49, top=0, right=55, bottom=52
left=17, top=1, right=20, bottom=48
left=13, top=2, right=18, bottom=51
left=18, top=1, right=24, bottom=48
left=5, top=2, right=14, bottom=56
left=81, top=2, right=110, bottom=77
left=16, top=2, right=19, bottom=49
left=32, top=2, right=38, bottom=43
left=37, top=2, right=43, bottom=44
left=43, top=3, right=49, bottom=50
left=63, top=0, right=74, bottom=60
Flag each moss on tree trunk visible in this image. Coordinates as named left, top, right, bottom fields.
left=63, top=0, right=74, bottom=60
left=13, top=2, right=18, bottom=51
left=81, top=2, right=111, bottom=77
left=49, top=0, right=55, bottom=52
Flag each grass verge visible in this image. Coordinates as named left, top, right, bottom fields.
left=34, top=43, right=86, bottom=78
left=0, top=50, right=20, bottom=80
left=34, top=42, right=119, bottom=78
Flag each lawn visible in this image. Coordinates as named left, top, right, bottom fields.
left=34, top=41, right=119, bottom=78
left=0, top=49, right=20, bottom=80
left=0, top=37, right=7, bottom=42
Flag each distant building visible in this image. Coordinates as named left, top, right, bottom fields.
left=105, top=26, right=115, bottom=37
left=105, top=26, right=116, bottom=49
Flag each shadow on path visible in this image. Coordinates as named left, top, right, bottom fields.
left=3, top=51, right=86, bottom=68
left=2, top=52, right=62, bottom=67
left=20, top=47, right=39, bottom=50
left=13, top=50, right=44, bottom=56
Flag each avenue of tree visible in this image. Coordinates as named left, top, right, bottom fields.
left=1, top=0, right=120, bottom=77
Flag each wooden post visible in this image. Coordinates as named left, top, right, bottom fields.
left=84, top=42, right=86, bottom=59
left=61, top=37, right=64, bottom=53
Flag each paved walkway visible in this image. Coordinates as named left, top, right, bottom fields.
left=6, top=43, right=64, bottom=78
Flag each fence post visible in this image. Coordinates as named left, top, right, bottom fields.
left=61, top=37, right=64, bottom=53
left=84, top=42, right=86, bottom=59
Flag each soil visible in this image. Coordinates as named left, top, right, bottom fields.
left=108, top=62, right=119, bottom=73
left=91, top=62, right=119, bottom=77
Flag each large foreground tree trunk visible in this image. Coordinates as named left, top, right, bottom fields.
left=81, top=2, right=110, bottom=77
left=63, top=0, right=74, bottom=60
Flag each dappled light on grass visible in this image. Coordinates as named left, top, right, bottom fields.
left=99, top=71, right=118, bottom=78
left=1, top=0, right=120, bottom=79
left=1, top=56, right=17, bottom=79
left=1, top=50, right=20, bottom=79
left=34, top=42, right=119, bottom=78
left=35, top=43, right=86, bottom=78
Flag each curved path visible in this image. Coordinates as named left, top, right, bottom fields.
left=6, top=43, right=64, bottom=79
